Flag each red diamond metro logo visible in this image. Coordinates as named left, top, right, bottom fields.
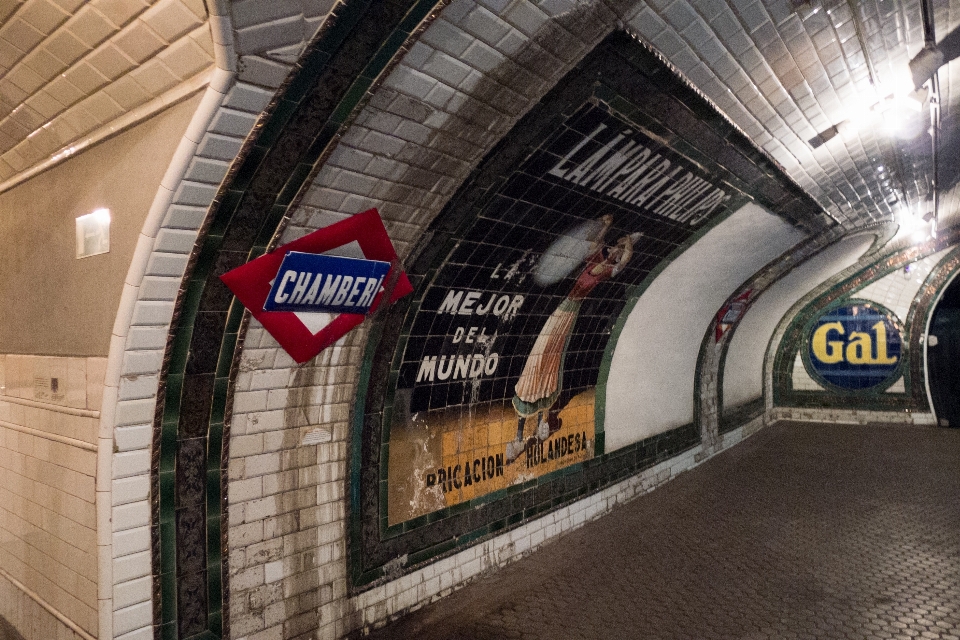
left=220, top=209, right=413, bottom=363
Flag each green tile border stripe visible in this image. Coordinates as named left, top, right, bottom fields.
left=771, top=229, right=960, bottom=412
left=151, top=1, right=447, bottom=637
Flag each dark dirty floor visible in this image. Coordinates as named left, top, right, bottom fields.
left=363, top=421, right=960, bottom=640
left=0, top=617, right=24, bottom=640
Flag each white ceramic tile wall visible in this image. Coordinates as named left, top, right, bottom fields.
left=856, top=247, right=953, bottom=321
left=606, top=203, right=805, bottom=450
left=0, top=354, right=105, bottom=638
left=242, top=4, right=624, bottom=638
left=0, top=0, right=936, bottom=229
left=791, top=349, right=823, bottom=391
left=227, top=321, right=360, bottom=640
left=724, top=233, right=875, bottom=409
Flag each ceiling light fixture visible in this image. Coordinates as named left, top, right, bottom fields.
left=897, top=206, right=934, bottom=244
left=809, top=87, right=925, bottom=147
left=808, top=122, right=845, bottom=148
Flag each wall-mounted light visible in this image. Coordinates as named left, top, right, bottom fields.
left=76, top=208, right=111, bottom=258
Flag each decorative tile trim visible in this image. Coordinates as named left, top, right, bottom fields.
left=761, top=235, right=895, bottom=416
left=771, top=230, right=960, bottom=414
left=148, top=1, right=450, bottom=638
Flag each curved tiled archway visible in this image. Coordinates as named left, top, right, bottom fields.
left=96, top=1, right=933, bottom=640
left=98, top=1, right=339, bottom=639
left=143, top=2, right=453, bottom=638
left=766, top=230, right=960, bottom=425
left=721, top=232, right=878, bottom=414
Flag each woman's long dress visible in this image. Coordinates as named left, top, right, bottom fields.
left=512, top=248, right=617, bottom=417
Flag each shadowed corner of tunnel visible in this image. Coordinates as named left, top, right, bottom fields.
left=0, top=618, right=24, bottom=640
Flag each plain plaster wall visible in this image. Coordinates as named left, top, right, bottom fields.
left=0, top=92, right=202, bottom=356
left=604, top=202, right=806, bottom=451
left=721, top=232, right=876, bottom=411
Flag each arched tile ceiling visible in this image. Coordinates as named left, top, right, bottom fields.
left=627, top=0, right=956, bottom=230
left=288, top=0, right=959, bottom=236
left=0, top=0, right=211, bottom=180
left=0, top=0, right=335, bottom=189
left=0, top=0, right=957, bottom=232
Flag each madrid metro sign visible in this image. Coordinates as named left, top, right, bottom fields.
left=805, top=302, right=904, bottom=391
left=263, top=252, right=392, bottom=315
left=220, top=209, right=412, bottom=363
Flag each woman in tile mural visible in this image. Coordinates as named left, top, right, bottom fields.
left=506, top=215, right=642, bottom=462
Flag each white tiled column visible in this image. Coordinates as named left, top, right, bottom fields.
left=96, top=2, right=341, bottom=638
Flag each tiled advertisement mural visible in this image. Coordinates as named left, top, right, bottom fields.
left=803, top=302, right=904, bottom=392
left=386, top=102, right=738, bottom=524
left=353, top=32, right=822, bottom=586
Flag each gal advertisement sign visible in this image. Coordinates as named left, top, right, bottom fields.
left=805, top=303, right=904, bottom=391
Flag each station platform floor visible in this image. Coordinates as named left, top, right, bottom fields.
left=364, top=420, right=960, bottom=640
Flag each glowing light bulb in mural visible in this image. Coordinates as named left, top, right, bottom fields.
left=507, top=215, right=642, bottom=463
left=533, top=216, right=613, bottom=286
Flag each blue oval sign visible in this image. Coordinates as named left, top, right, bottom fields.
left=806, top=303, right=903, bottom=390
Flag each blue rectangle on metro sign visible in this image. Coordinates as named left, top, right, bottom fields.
left=263, top=251, right=391, bottom=315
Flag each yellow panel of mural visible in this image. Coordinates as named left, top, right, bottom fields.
left=388, top=391, right=596, bottom=524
